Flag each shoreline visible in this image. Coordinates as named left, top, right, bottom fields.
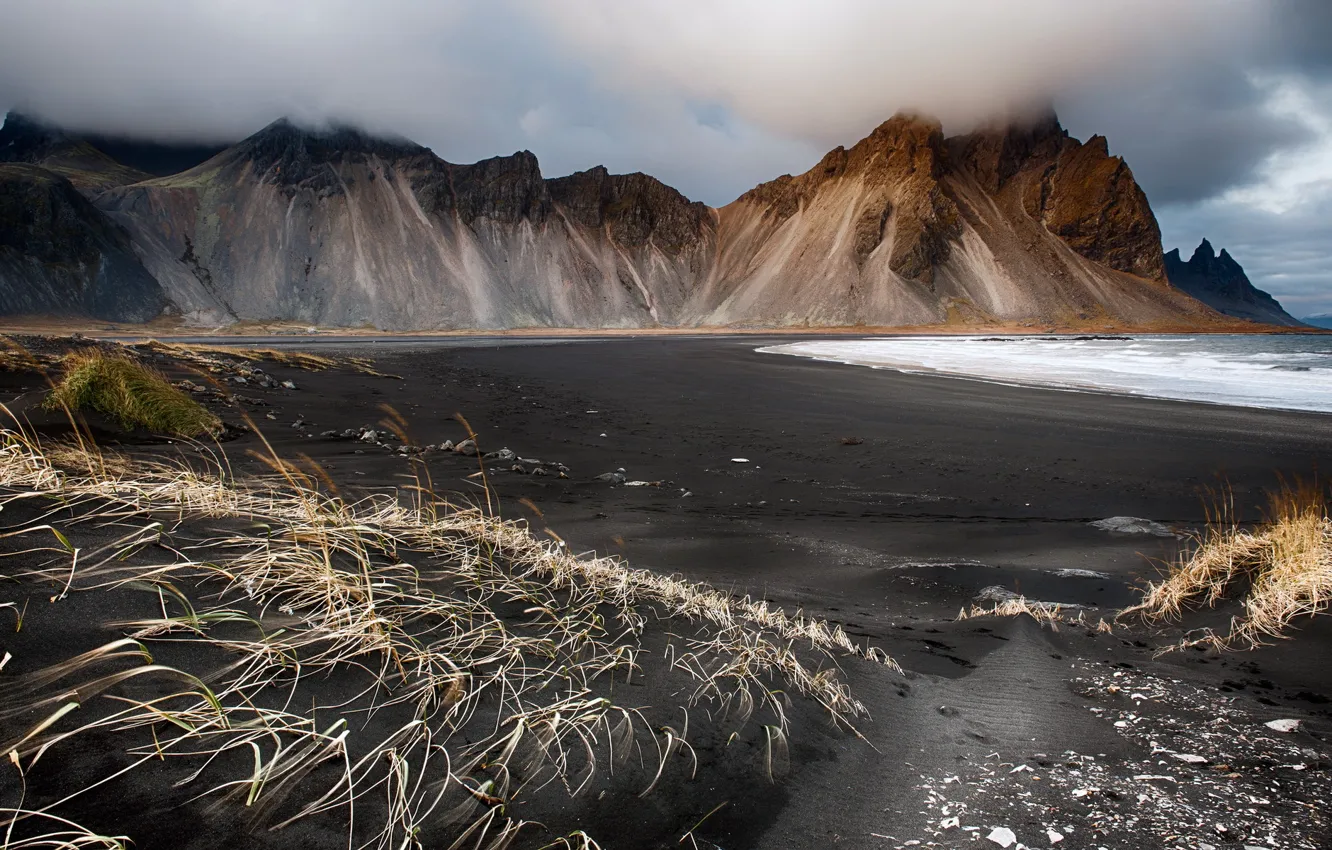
left=1, top=315, right=1327, bottom=341
left=756, top=336, right=1332, bottom=416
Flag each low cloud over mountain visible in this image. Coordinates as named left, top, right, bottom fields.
left=0, top=0, right=1329, bottom=311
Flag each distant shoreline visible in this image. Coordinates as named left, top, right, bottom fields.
left=0, top=316, right=1326, bottom=342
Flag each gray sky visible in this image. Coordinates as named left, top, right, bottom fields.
left=2, top=0, right=1329, bottom=315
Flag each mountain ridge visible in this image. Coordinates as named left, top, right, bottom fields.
left=0, top=110, right=1252, bottom=329
left=1164, top=239, right=1304, bottom=327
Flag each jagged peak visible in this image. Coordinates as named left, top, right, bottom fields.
left=1192, top=238, right=1216, bottom=262
left=859, top=112, right=947, bottom=154
left=0, top=111, right=75, bottom=160
left=239, top=117, right=428, bottom=159
left=462, top=149, right=544, bottom=180
left=1084, top=135, right=1111, bottom=157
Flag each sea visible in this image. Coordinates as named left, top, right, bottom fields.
left=758, top=334, right=1332, bottom=414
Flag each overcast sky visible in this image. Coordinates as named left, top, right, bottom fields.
left=2, top=0, right=1329, bottom=315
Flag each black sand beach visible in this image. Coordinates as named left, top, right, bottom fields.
left=4, top=334, right=1332, bottom=849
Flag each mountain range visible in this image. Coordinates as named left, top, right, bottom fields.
left=0, top=110, right=1306, bottom=330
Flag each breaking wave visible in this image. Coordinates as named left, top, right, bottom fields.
left=759, top=335, right=1332, bottom=414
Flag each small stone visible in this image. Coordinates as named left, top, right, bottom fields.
left=281, top=380, right=297, bottom=389
left=1088, top=516, right=1175, bottom=537
left=1265, top=719, right=1301, bottom=733
left=986, top=827, right=1017, bottom=847
left=438, top=440, right=454, bottom=452
left=360, top=430, right=379, bottom=443
left=596, top=472, right=627, bottom=485
left=454, top=439, right=477, bottom=456
left=321, top=430, right=339, bottom=438
left=731, top=457, right=749, bottom=463
left=483, top=448, right=516, bottom=462
left=1047, top=828, right=1063, bottom=844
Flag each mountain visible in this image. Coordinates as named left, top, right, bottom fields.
left=1301, top=313, right=1332, bottom=330
left=695, top=113, right=1190, bottom=326
left=0, top=112, right=152, bottom=191
left=77, top=133, right=227, bottom=179
left=95, top=119, right=714, bottom=326
left=0, top=112, right=226, bottom=191
left=1164, top=239, right=1304, bottom=327
left=0, top=163, right=165, bottom=321
left=0, top=110, right=1255, bottom=329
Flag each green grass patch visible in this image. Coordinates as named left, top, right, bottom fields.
left=44, top=352, right=221, bottom=438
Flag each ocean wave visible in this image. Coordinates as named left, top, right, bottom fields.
left=758, top=335, right=1332, bottom=414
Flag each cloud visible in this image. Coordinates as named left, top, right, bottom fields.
left=1157, top=72, right=1332, bottom=316
left=523, top=0, right=1256, bottom=145
left=0, top=0, right=1260, bottom=195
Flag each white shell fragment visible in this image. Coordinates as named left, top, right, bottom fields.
left=730, top=457, right=749, bottom=463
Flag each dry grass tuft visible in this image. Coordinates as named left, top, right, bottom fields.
left=0, top=421, right=889, bottom=847
left=1121, top=483, right=1332, bottom=650
left=43, top=352, right=222, bottom=438
left=133, top=340, right=395, bottom=377
left=957, top=597, right=1114, bottom=634
left=958, top=596, right=1068, bottom=626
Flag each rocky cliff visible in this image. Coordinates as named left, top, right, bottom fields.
left=0, top=163, right=165, bottom=321
left=0, top=110, right=1245, bottom=329
left=96, top=120, right=715, bottom=327
left=1164, top=239, right=1303, bottom=326
left=695, top=112, right=1205, bottom=327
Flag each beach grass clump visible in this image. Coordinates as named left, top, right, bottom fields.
left=132, top=339, right=393, bottom=377
left=0, top=424, right=887, bottom=848
left=43, top=351, right=221, bottom=437
left=1122, top=482, right=1332, bottom=649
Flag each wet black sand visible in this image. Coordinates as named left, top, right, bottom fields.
left=5, top=334, right=1332, bottom=849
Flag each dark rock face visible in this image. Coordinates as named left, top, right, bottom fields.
left=1025, top=135, right=1165, bottom=281
left=1165, top=240, right=1303, bottom=326
left=234, top=119, right=433, bottom=197
left=77, top=135, right=227, bottom=178
left=0, top=112, right=151, bottom=191
left=417, top=151, right=554, bottom=224
left=953, top=116, right=1166, bottom=281
left=736, top=114, right=961, bottom=282
left=0, top=164, right=166, bottom=321
left=547, top=166, right=714, bottom=251
left=949, top=112, right=1066, bottom=194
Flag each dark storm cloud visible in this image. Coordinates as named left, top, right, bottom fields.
left=1058, top=68, right=1312, bottom=206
